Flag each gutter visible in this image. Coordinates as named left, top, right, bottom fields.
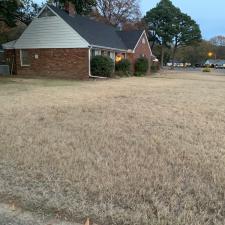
left=89, top=75, right=108, bottom=79
left=91, top=44, right=128, bottom=52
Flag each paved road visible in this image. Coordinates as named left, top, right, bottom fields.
left=169, top=67, right=225, bottom=74
left=0, top=203, right=79, bottom=225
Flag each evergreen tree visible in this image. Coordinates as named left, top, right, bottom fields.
left=145, top=0, right=201, bottom=67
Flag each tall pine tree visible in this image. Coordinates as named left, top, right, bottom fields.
left=145, top=0, right=201, bottom=67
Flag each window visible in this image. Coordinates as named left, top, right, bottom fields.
left=101, top=50, right=108, bottom=56
left=20, top=50, right=30, bottom=66
left=115, top=53, right=125, bottom=62
left=95, top=50, right=101, bottom=56
left=142, top=38, right=146, bottom=44
left=109, top=52, right=115, bottom=60
left=91, top=49, right=95, bottom=57
left=91, top=49, right=101, bottom=57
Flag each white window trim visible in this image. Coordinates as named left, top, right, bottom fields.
left=20, top=49, right=30, bottom=67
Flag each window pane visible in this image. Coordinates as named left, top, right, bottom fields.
left=21, top=50, right=30, bottom=66
left=91, top=49, right=95, bottom=57
left=110, top=52, right=115, bottom=60
left=95, top=50, right=101, bottom=56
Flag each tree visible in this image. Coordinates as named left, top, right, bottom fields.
left=210, top=35, right=225, bottom=46
left=171, top=12, right=201, bottom=66
left=0, top=0, right=40, bottom=28
left=209, top=36, right=225, bottom=59
left=0, top=0, right=20, bottom=27
left=144, top=0, right=178, bottom=67
left=215, top=46, right=225, bottom=59
left=95, top=0, right=141, bottom=26
left=174, top=40, right=214, bottom=65
left=49, top=0, right=96, bottom=15
left=17, top=0, right=40, bottom=25
left=144, top=0, right=201, bottom=67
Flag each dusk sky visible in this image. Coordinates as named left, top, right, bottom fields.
left=35, top=0, right=225, bottom=40
left=141, top=0, right=225, bottom=40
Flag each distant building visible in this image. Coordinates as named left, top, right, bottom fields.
left=204, top=59, right=225, bottom=68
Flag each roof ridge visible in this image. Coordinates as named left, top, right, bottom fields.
left=47, top=4, right=142, bottom=50
left=48, top=4, right=116, bottom=30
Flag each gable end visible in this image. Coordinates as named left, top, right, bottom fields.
left=134, top=31, right=152, bottom=55
left=14, top=5, right=89, bottom=49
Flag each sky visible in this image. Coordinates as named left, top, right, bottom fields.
left=140, top=0, right=225, bottom=40
left=35, top=0, right=225, bottom=40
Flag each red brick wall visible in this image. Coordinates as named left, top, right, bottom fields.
left=14, top=48, right=89, bottom=79
left=127, top=32, right=152, bottom=73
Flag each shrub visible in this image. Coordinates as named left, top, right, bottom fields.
left=115, top=59, right=131, bottom=76
left=202, top=68, right=211, bottom=72
left=91, top=56, right=114, bottom=77
left=134, top=57, right=149, bottom=76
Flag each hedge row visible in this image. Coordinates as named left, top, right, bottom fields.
left=91, top=56, right=151, bottom=77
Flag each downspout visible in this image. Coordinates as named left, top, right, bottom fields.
left=88, top=46, right=108, bottom=79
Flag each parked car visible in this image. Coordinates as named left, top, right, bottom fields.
left=215, top=64, right=225, bottom=69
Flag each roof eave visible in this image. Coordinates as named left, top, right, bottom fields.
left=90, top=44, right=128, bottom=52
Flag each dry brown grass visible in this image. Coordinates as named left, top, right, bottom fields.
left=1, top=72, right=225, bottom=225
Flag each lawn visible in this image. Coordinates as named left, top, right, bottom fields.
left=0, top=72, right=225, bottom=225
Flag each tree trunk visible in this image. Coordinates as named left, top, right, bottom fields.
left=171, top=46, right=177, bottom=68
left=160, top=46, right=164, bottom=68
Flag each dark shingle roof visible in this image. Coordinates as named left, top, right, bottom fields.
left=48, top=4, right=143, bottom=50
left=117, top=30, right=144, bottom=50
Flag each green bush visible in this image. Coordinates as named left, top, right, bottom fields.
left=202, top=68, right=211, bottom=72
left=134, top=57, right=149, bottom=76
left=91, top=56, right=114, bottom=77
left=115, top=59, right=131, bottom=76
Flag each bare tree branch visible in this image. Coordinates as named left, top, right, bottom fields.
left=95, top=0, right=141, bottom=26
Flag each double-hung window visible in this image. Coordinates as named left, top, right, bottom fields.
left=20, top=50, right=30, bottom=66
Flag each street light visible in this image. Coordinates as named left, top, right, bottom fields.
left=208, top=52, right=213, bottom=57
left=208, top=51, right=217, bottom=59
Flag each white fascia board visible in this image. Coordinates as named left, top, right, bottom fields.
left=2, top=40, right=17, bottom=49
left=90, top=45, right=128, bottom=52
left=36, top=4, right=48, bottom=17
left=133, top=30, right=152, bottom=55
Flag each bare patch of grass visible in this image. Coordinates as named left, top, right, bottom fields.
left=1, top=72, right=225, bottom=225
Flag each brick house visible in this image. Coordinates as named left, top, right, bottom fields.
left=3, top=3, right=152, bottom=79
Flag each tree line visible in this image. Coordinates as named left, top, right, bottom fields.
left=0, top=0, right=224, bottom=66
